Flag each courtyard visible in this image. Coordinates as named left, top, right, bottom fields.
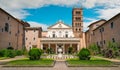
left=0, top=60, right=120, bottom=70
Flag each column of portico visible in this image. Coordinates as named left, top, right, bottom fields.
left=41, top=43, right=43, bottom=50
left=62, top=44, right=64, bottom=54
left=70, top=44, right=72, bottom=47
left=77, top=43, right=80, bottom=51
left=56, top=44, right=58, bottom=54
left=48, top=43, right=50, bottom=48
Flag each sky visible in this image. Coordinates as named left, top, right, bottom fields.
left=0, top=0, right=120, bottom=31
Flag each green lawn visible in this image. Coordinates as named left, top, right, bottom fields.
left=66, top=57, right=115, bottom=67
left=6, top=58, right=54, bottom=66
left=0, top=57, right=9, bottom=60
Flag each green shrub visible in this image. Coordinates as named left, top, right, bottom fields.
left=16, top=50, right=23, bottom=56
left=7, top=47, right=14, bottom=50
left=7, top=50, right=16, bottom=58
left=78, top=48, right=91, bottom=60
left=47, top=48, right=53, bottom=54
left=28, top=48, right=42, bottom=60
left=0, top=49, right=16, bottom=58
left=68, top=47, right=73, bottom=54
left=0, top=49, right=6, bottom=57
left=88, top=44, right=100, bottom=55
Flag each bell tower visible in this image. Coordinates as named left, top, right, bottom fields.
left=72, top=8, right=83, bottom=38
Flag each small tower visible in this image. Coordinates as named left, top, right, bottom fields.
left=72, top=8, right=83, bottom=38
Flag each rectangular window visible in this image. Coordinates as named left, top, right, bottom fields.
left=99, top=29, right=101, bottom=32
left=9, top=31, right=11, bottom=34
left=65, top=34, right=68, bottom=38
left=18, top=30, right=20, bottom=33
left=102, top=27, right=104, bottom=32
left=112, top=38, right=115, bottom=42
left=111, top=22, right=113, bottom=28
left=33, top=37, right=35, bottom=40
left=9, top=42, right=11, bottom=46
left=104, top=40, right=106, bottom=44
left=96, top=42, right=99, bottom=46
left=75, top=17, right=81, bottom=21
left=53, top=34, right=55, bottom=38
left=26, top=38, right=27, bottom=40
left=76, top=11, right=81, bottom=15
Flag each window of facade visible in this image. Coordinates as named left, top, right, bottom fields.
left=104, top=40, right=106, bottom=44
left=26, top=38, right=27, bottom=40
left=112, top=38, right=115, bottom=42
left=102, top=27, right=104, bottom=32
left=75, top=17, right=81, bottom=21
left=76, top=28, right=78, bottom=31
left=5, top=23, right=9, bottom=32
left=33, top=37, right=35, bottom=40
left=9, top=42, right=11, bottom=46
left=53, top=34, right=55, bottom=38
left=99, top=28, right=101, bottom=32
left=111, top=22, right=113, bottom=28
left=76, top=11, right=81, bottom=15
left=65, top=34, right=68, bottom=38
left=96, top=42, right=99, bottom=46
left=18, top=30, right=20, bottom=34
left=9, top=31, right=11, bottom=34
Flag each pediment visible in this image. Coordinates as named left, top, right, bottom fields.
left=48, top=20, right=71, bottom=29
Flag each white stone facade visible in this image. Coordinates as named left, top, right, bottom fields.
left=47, top=20, right=74, bottom=38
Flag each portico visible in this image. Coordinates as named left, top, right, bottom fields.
left=40, top=38, right=80, bottom=54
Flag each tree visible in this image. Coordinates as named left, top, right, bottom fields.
left=88, top=44, right=100, bottom=55
left=78, top=48, right=91, bottom=60
left=28, top=48, right=42, bottom=60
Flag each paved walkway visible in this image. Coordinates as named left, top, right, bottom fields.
left=0, top=56, right=25, bottom=64
left=0, top=61, right=120, bottom=70
left=94, top=56, right=120, bottom=62
left=0, top=56, right=120, bottom=70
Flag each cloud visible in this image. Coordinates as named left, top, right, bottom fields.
left=0, top=0, right=120, bottom=20
left=28, top=21, right=48, bottom=31
left=96, top=8, right=120, bottom=20
left=0, top=0, right=120, bottom=30
left=83, top=18, right=98, bottom=31
left=82, top=0, right=120, bottom=20
left=0, top=0, right=81, bottom=19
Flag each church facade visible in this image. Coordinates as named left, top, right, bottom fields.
left=40, top=20, right=81, bottom=54
left=25, top=8, right=86, bottom=54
